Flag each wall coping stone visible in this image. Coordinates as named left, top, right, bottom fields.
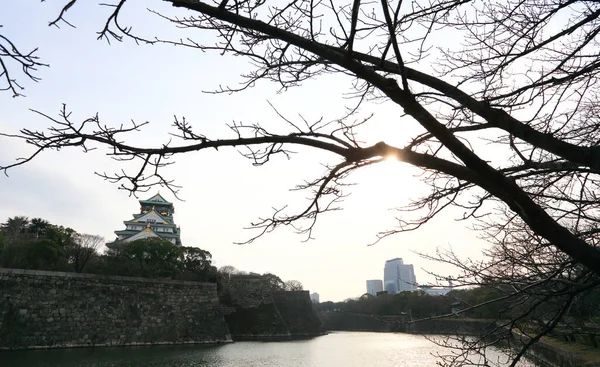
left=0, top=267, right=216, bottom=288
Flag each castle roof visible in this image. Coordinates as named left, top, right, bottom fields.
left=139, top=192, right=172, bottom=206
left=128, top=209, right=174, bottom=225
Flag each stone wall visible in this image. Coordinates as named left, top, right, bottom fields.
left=273, top=291, right=324, bottom=336
left=226, top=277, right=274, bottom=308
left=224, top=277, right=324, bottom=340
left=0, top=268, right=232, bottom=350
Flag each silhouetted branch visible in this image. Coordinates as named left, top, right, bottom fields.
left=0, top=32, right=48, bottom=97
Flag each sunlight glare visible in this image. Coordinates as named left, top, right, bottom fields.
left=352, top=155, right=424, bottom=211
left=383, top=154, right=399, bottom=162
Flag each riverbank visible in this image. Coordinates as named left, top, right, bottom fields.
left=320, top=311, right=495, bottom=334
left=512, top=330, right=600, bottom=367
left=319, top=311, right=600, bottom=367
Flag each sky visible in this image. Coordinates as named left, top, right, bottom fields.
left=0, top=1, right=491, bottom=302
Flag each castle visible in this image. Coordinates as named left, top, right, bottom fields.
left=107, top=192, right=182, bottom=247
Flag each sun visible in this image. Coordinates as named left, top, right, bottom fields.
left=355, top=155, right=421, bottom=197
left=383, top=154, right=399, bottom=162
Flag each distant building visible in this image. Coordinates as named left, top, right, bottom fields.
left=383, top=258, right=417, bottom=294
left=310, top=292, right=320, bottom=303
left=419, top=286, right=452, bottom=296
left=107, top=192, right=182, bottom=247
left=366, top=279, right=383, bottom=296
left=418, top=278, right=454, bottom=296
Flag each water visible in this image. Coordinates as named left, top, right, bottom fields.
left=0, top=332, right=537, bottom=367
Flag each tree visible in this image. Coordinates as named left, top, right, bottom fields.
left=27, top=218, right=50, bottom=239
left=2, top=0, right=599, bottom=273
left=122, top=237, right=183, bottom=277
left=66, top=233, right=104, bottom=273
left=1, top=216, right=31, bottom=267
left=179, top=246, right=217, bottom=281
left=1, top=216, right=30, bottom=245
left=218, top=265, right=239, bottom=277
left=19, top=238, right=64, bottom=270
left=284, top=280, right=304, bottom=291
left=261, top=272, right=286, bottom=292
left=180, top=247, right=212, bottom=272
left=44, top=225, right=77, bottom=248
left=0, top=217, right=74, bottom=270
left=2, top=1, right=600, bottom=365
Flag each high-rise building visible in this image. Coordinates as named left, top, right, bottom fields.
left=107, top=192, right=183, bottom=247
left=366, top=279, right=383, bottom=296
left=310, top=292, right=320, bottom=303
left=383, top=258, right=417, bottom=294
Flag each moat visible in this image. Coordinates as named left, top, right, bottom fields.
left=0, top=332, right=537, bottom=367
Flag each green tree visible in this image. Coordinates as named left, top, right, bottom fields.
left=27, top=218, right=50, bottom=239
left=179, top=246, right=217, bottom=281
left=180, top=247, right=211, bottom=272
left=45, top=225, right=76, bottom=248
left=20, top=238, right=64, bottom=270
left=122, top=237, right=182, bottom=278
left=1, top=216, right=30, bottom=245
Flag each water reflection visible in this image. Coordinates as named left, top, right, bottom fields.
left=0, top=332, right=537, bottom=367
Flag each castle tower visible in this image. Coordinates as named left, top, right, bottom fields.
left=107, top=192, right=182, bottom=247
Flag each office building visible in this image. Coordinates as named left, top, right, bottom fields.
left=310, top=292, right=320, bottom=303
left=366, top=279, right=383, bottom=296
left=383, top=258, right=417, bottom=294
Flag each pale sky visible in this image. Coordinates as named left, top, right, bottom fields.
left=0, top=1, right=491, bottom=302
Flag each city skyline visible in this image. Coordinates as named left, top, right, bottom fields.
left=366, top=259, right=454, bottom=297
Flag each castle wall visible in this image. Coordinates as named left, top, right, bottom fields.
left=223, top=277, right=324, bottom=340
left=272, top=291, right=325, bottom=336
left=0, top=268, right=231, bottom=350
